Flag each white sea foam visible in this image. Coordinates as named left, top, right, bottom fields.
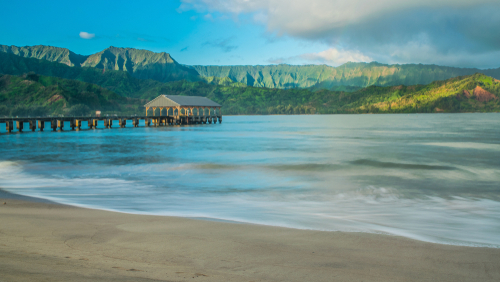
left=423, top=142, right=500, bottom=151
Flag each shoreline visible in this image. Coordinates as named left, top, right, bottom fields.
left=2, top=188, right=499, bottom=249
left=1, top=193, right=499, bottom=281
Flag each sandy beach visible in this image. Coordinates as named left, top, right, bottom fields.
left=0, top=192, right=498, bottom=282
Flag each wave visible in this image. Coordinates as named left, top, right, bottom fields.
left=350, top=159, right=456, bottom=170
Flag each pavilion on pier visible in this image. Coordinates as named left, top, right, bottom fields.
left=144, top=95, right=221, bottom=117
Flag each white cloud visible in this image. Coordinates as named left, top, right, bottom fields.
left=179, top=0, right=500, bottom=68
left=269, top=48, right=372, bottom=66
left=79, top=32, right=95, bottom=39
left=179, top=0, right=496, bottom=35
left=301, top=48, right=373, bottom=66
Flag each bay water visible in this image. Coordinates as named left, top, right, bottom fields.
left=1, top=114, right=499, bottom=247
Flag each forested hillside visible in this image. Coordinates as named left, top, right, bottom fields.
left=0, top=73, right=136, bottom=116
left=192, top=63, right=500, bottom=90
left=3, top=44, right=500, bottom=91
left=0, top=44, right=200, bottom=83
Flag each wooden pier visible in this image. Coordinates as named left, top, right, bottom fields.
left=0, top=95, right=222, bottom=133
left=0, top=114, right=222, bottom=133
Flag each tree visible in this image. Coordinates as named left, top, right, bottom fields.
left=68, top=104, right=91, bottom=116
left=0, top=105, right=9, bottom=116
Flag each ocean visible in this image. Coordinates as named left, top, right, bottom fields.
left=1, top=114, right=499, bottom=247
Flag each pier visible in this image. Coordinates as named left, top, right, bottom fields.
left=0, top=95, right=222, bottom=133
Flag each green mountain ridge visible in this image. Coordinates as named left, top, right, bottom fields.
left=0, top=52, right=244, bottom=99
left=1, top=61, right=498, bottom=117
left=0, top=44, right=200, bottom=83
left=191, top=63, right=500, bottom=90
left=2, top=44, right=500, bottom=91
left=0, top=44, right=498, bottom=116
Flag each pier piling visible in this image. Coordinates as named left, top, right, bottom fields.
left=6, top=121, right=13, bottom=133
left=29, top=120, right=36, bottom=132
left=16, top=121, right=24, bottom=132
left=38, top=120, right=45, bottom=132
left=57, top=120, right=64, bottom=131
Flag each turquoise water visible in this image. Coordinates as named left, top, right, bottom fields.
left=1, top=114, right=499, bottom=247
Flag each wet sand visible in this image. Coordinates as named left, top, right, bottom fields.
left=1, top=193, right=499, bottom=282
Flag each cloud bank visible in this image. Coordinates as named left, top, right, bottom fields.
left=79, top=32, right=95, bottom=39
left=180, top=0, right=500, bottom=68
left=269, top=48, right=372, bottom=66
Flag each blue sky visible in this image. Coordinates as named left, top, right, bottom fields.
left=1, top=0, right=499, bottom=68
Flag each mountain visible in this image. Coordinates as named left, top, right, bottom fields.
left=0, top=44, right=200, bottom=83
left=187, top=73, right=500, bottom=114
left=1, top=45, right=498, bottom=116
left=191, top=63, right=500, bottom=90
left=0, top=51, right=242, bottom=100
left=0, top=44, right=86, bottom=67
left=81, top=46, right=200, bottom=82
left=3, top=44, right=500, bottom=91
left=1, top=52, right=498, bottom=116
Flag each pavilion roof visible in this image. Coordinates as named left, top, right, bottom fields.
left=144, top=95, right=221, bottom=108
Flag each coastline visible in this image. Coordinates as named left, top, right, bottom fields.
left=1, top=193, right=499, bottom=281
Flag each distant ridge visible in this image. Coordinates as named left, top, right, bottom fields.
left=191, top=63, right=500, bottom=90
left=0, top=45, right=86, bottom=67
left=2, top=44, right=500, bottom=90
left=0, top=44, right=200, bottom=83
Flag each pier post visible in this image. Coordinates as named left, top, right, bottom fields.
left=119, top=118, right=126, bottom=128
left=29, top=120, right=36, bottom=131
left=6, top=121, right=13, bottom=133
left=108, top=119, right=113, bottom=128
left=38, top=120, right=44, bottom=132
left=16, top=121, right=24, bottom=132
left=145, top=118, right=151, bottom=127
left=70, top=119, right=76, bottom=130
left=57, top=120, right=64, bottom=130
left=88, top=120, right=94, bottom=129
left=93, top=119, right=99, bottom=128
left=51, top=120, right=57, bottom=131
left=75, top=120, right=82, bottom=130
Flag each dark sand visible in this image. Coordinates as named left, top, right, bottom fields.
left=1, top=192, right=499, bottom=282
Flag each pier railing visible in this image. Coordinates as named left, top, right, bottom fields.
left=0, top=114, right=222, bottom=133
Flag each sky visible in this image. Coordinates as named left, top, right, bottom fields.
left=1, top=0, right=499, bottom=68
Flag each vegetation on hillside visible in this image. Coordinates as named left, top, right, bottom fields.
left=0, top=44, right=200, bottom=83
left=3, top=44, right=500, bottom=92
left=159, top=74, right=499, bottom=114
left=0, top=73, right=138, bottom=117
left=0, top=50, right=498, bottom=116
left=192, top=63, right=500, bottom=90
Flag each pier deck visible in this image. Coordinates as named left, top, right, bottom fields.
left=0, top=114, right=222, bottom=133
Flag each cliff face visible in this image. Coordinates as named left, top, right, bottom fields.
left=191, top=63, right=500, bottom=90
left=2, top=44, right=500, bottom=91
left=0, top=45, right=201, bottom=83
left=0, top=45, right=87, bottom=67
left=81, top=47, right=200, bottom=82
